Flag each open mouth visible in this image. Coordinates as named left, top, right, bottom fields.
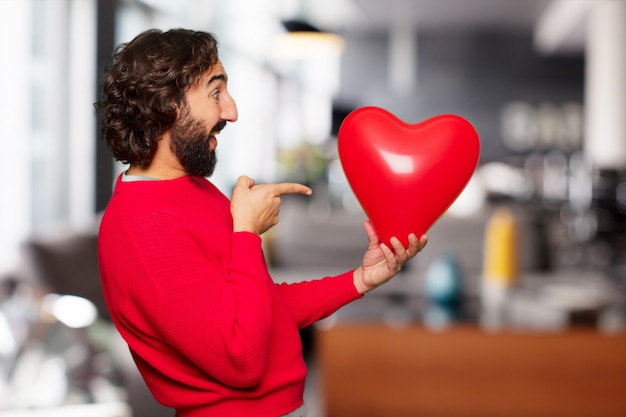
left=208, top=121, right=226, bottom=150
left=212, top=120, right=227, bottom=134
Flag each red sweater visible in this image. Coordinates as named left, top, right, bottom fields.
left=97, top=175, right=362, bottom=416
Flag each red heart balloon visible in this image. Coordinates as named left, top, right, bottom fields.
left=338, top=107, right=481, bottom=247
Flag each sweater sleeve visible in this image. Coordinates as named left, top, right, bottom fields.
left=276, top=272, right=362, bottom=329
left=121, top=212, right=273, bottom=388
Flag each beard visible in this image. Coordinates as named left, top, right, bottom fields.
left=169, top=108, right=226, bottom=178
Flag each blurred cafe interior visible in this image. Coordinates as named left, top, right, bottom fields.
left=1, top=0, right=625, bottom=416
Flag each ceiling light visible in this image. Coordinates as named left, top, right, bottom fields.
left=267, top=19, right=345, bottom=60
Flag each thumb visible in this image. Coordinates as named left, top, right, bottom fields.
left=363, top=220, right=381, bottom=248
left=235, top=175, right=255, bottom=190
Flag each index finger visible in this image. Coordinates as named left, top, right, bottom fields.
left=272, top=182, right=313, bottom=196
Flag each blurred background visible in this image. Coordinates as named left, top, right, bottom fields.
left=1, top=0, right=626, bottom=416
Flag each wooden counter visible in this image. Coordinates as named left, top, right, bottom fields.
left=315, top=324, right=626, bottom=417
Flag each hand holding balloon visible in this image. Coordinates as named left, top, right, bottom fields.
left=338, top=107, right=480, bottom=247
left=353, top=220, right=428, bottom=294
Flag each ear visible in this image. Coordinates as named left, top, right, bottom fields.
left=172, top=95, right=188, bottom=119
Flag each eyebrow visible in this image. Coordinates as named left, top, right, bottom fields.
left=206, top=73, right=227, bottom=86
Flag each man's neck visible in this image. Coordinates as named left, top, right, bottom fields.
left=127, top=132, right=188, bottom=179
left=127, top=159, right=187, bottom=180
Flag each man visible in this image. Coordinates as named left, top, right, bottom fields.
left=96, top=28, right=427, bottom=417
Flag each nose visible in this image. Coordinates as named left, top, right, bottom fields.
left=221, top=93, right=238, bottom=122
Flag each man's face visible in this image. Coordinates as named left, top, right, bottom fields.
left=169, top=106, right=222, bottom=177
left=169, top=61, right=238, bottom=177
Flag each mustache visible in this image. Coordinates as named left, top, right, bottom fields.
left=211, top=120, right=227, bottom=134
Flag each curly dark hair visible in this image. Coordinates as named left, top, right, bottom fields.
left=95, top=28, right=219, bottom=168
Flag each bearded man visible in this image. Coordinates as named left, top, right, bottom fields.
left=96, top=28, right=427, bottom=417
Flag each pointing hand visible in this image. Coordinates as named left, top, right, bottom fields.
left=230, top=176, right=312, bottom=235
